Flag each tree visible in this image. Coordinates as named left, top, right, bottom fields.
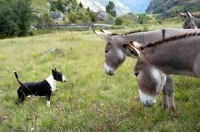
left=111, top=10, right=116, bottom=17
left=0, top=0, right=33, bottom=38
left=87, top=7, right=90, bottom=11
left=57, top=0, right=64, bottom=12
left=79, top=2, right=83, bottom=8
left=106, top=1, right=115, bottom=14
left=106, top=1, right=116, bottom=17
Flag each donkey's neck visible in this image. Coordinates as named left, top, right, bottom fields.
left=194, top=17, right=200, bottom=28
left=46, top=75, right=56, bottom=91
left=143, top=36, right=200, bottom=77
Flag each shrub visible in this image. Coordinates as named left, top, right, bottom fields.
left=138, top=14, right=149, bottom=24
left=142, top=25, right=148, bottom=31
left=68, top=12, right=78, bottom=23
left=104, top=14, right=114, bottom=24
left=82, top=15, right=91, bottom=23
left=115, top=17, right=123, bottom=25
left=40, top=13, right=55, bottom=30
left=119, top=14, right=135, bottom=27
left=86, top=11, right=98, bottom=22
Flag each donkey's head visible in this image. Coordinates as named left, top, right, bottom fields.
left=94, top=30, right=129, bottom=75
left=177, top=11, right=198, bottom=29
left=123, top=42, right=166, bottom=107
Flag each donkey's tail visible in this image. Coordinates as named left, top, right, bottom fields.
left=13, top=71, right=23, bottom=86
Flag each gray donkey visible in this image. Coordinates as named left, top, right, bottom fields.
left=123, top=31, right=200, bottom=108
left=94, top=28, right=200, bottom=111
left=177, top=11, right=200, bottom=29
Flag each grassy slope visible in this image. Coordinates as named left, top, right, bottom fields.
left=0, top=24, right=200, bottom=131
left=31, top=0, right=50, bottom=14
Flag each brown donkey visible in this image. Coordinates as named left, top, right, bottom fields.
left=94, top=28, right=200, bottom=111
left=123, top=31, right=200, bottom=108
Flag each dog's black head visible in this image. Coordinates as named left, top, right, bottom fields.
left=52, top=68, right=66, bottom=82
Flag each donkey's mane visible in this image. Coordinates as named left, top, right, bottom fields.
left=112, top=30, right=141, bottom=36
left=141, top=32, right=200, bottom=50
left=121, top=30, right=141, bottom=35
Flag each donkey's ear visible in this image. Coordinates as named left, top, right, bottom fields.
left=185, top=11, right=193, bottom=19
left=176, top=11, right=187, bottom=19
left=123, top=43, right=141, bottom=58
left=131, top=41, right=143, bottom=51
left=93, top=30, right=112, bottom=41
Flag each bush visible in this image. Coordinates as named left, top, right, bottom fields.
left=82, top=15, right=91, bottom=23
left=68, top=12, right=78, bottom=23
left=86, top=11, right=98, bottom=22
left=119, top=14, right=135, bottom=27
left=115, top=17, right=123, bottom=25
left=156, top=19, right=162, bottom=24
left=38, top=13, right=55, bottom=30
left=141, top=25, right=148, bottom=31
left=104, top=14, right=114, bottom=24
left=138, top=14, right=149, bottom=24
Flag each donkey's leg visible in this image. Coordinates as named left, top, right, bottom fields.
left=165, top=75, right=175, bottom=111
left=162, top=86, right=168, bottom=109
left=193, top=53, right=200, bottom=78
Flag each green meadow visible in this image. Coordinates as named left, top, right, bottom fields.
left=0, top=23, right=200, bottom=131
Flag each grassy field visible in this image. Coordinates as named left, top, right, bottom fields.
left=0, top=24, right=200, bottom=131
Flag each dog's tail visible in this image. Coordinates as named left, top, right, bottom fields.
left=13, top=71, right=23, bottom=85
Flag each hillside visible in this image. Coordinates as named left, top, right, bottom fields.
left=146, top=0, right=200, bottom=18
left=30, top=0, right=133, bottom=16
left=120, top=0, right=151, bottom=14
left=76, top=0, right=132, bottom=16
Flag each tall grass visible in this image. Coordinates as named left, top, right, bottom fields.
left=0, top=25, right=200, bottom=131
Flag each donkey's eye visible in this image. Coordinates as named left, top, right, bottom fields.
left=134, top=72, right=139, bottom=77
left=131, top=51, right=136, bottom=54
left=105, top=50, right=108, bottom=53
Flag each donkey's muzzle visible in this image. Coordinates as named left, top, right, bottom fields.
left=106, top=70, right=115, bottom=76
left=143, top=100, right=156, bottom=107
left=104, top=63, right=115, bottom=76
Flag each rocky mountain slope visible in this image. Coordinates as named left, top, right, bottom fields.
left=120, top=0, right=151, bottom=13
left=76, top=0, right=133, bottom=16
left=146, top=0, right=200, bottom=18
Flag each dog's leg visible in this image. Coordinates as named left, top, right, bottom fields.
left=16, top=90, right=25, bottom=104
left=46, top=95, right=51, bottom=107
left=15, top=96, right=20, bottom=104
left=47, top=101, right=50, bottom=107
left=16, top=96, right=25, bottom=104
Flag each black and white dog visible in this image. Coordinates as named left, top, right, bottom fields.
left=14, top=68, right=66, bottom=107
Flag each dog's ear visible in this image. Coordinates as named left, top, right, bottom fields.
left=54, top=68, right=57, bottom=72
left=52, top=69, right=56, bottom=75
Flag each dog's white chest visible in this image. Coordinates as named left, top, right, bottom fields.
left=46, top=75, right=57, bottom=92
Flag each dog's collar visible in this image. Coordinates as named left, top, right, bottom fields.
left=46, top=75, right=56, bottom=91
